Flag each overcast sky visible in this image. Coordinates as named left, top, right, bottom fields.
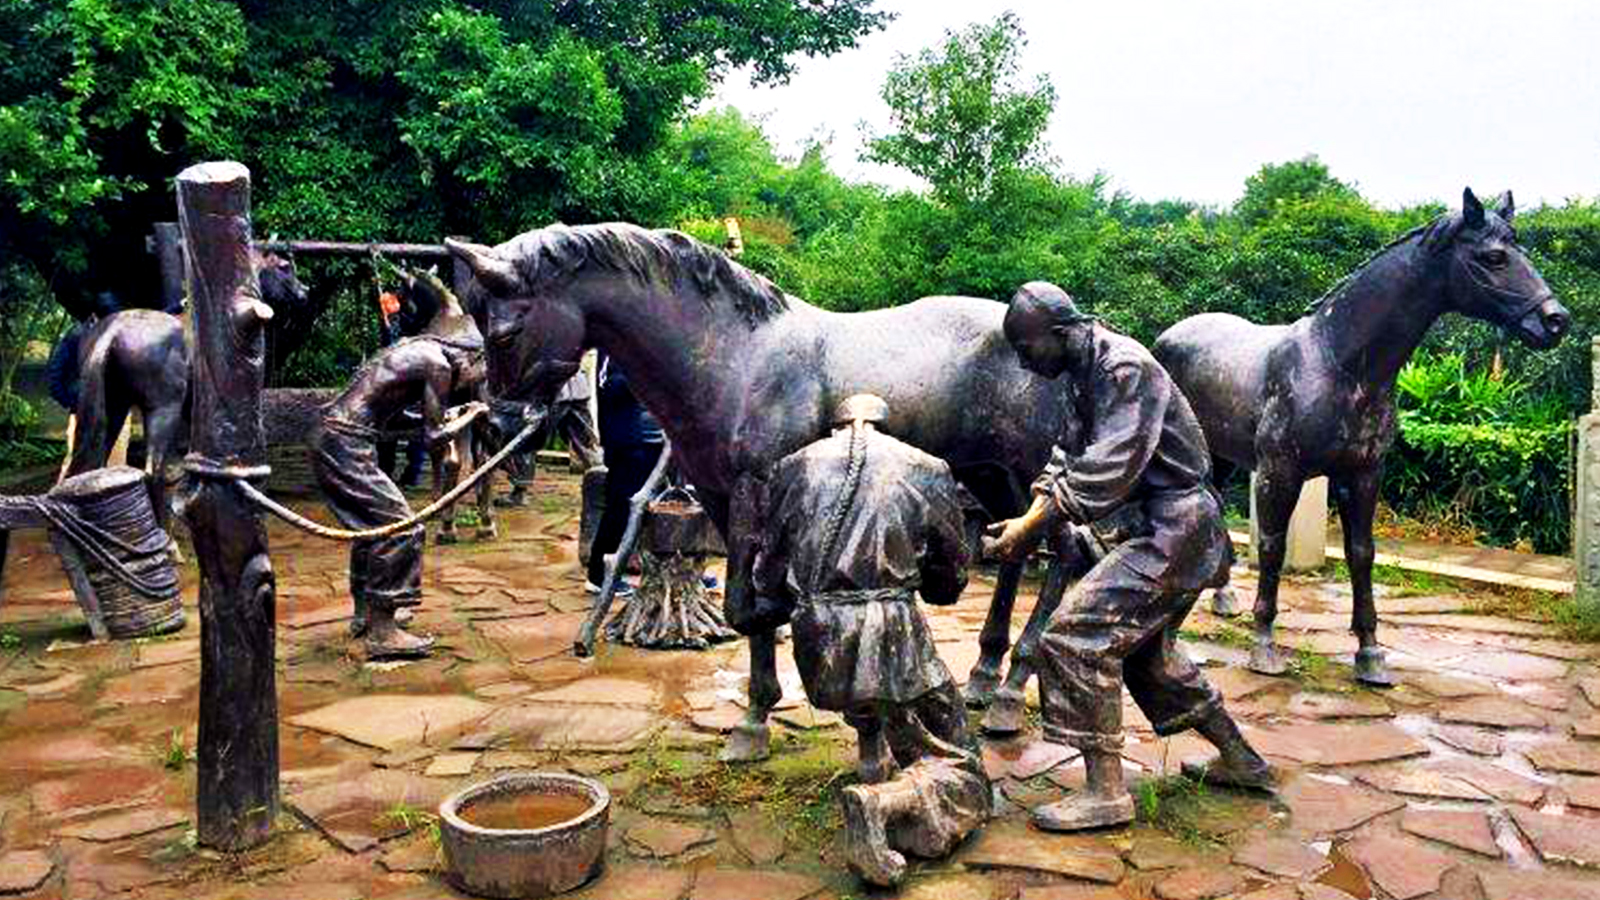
left=712, top=0, right=1600, bottom=209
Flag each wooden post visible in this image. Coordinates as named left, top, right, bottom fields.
left=177, top=162, right=279, bottom=851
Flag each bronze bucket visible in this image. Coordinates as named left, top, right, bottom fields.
left=45, top=467, right=184, bottom=640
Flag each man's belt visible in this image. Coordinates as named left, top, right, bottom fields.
left=800, top=587, right=916, bottom=606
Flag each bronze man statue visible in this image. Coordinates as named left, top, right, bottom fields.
left=750, top=394, right=988, bottom=886
left=986, top=282, right=1274, bottom=832
left=310, top=334, right=484, bottom=659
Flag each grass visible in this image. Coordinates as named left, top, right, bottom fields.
left=1324, top=560, right=1456, bottom=597
left=156, top=729, right=190, bottom=771
left=1133, top=774, right=1219, bottom=847
left=625, top=731, right=850, bottom=851
left=1472, top=585, right=1600, bottom=643
left=378, top=800, right=442, bottom=849
left=0, top=631, right=20, bottom=651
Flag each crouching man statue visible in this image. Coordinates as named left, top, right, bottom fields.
left=986, top=282, right=1275, bottom=832
left=744, top=394, right=989, bottom=887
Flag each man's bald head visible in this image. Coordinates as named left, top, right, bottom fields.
left=1004, top=282, right=1095, bottom=379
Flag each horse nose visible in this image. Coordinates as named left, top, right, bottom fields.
left=1541, top=300, right=1570, bottom=336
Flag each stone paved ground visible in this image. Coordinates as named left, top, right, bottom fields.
left=3, top=473, right=1600, bottom=899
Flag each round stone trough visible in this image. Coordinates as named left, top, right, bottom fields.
left=439, top=772, right=610, bottom=898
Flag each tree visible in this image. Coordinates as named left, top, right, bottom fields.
left=0, top=0, right=891, bottom=311
left=1233, top=155, right=1361, bottom=227
left=863, top=12, right=1056, bottom=206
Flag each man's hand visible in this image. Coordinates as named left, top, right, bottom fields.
left=981, top=494, right=1055, bottom=562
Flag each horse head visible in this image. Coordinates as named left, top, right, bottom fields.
left=254, top=250, right=310, bottom=311
left=445, top=235, right=586, bottom=407
left=1430, top=187, right=1569, bottom=350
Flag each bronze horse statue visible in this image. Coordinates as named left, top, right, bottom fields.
left=447, top=223, right=1079, bottom=759
left=66, top=251, right=308, bottom=536
left=1154, top=188, right=1569, bottom=686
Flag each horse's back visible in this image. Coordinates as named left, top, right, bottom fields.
left=809, top=296, right=1067, bottom=495
left=95, top=310, right=188, bottom=406
left=1154, top=312, right=1286, bottom=469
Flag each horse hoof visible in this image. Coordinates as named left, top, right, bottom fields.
left=1210, top=588, right=1238, bottom=618
left=962, top=670, right=1001, bottom=709
left=476, top=524, right=498, bottom=542
left=982, top=691, right=1027, bottom=735
left=1248, top=642, right=1289, bottom=677
left=720, top=722, right=771, bottom=763
left=1354, top=647, right=1395, bottom=688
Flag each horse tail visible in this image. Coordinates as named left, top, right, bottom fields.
left=67, top=330, right=117, bottom=478
left=812, top=419, right=868, bottom=594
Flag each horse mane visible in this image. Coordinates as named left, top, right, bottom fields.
left=500, top=222, right=789, bottom=327
left=1301, top=213, right=1458, bottom=316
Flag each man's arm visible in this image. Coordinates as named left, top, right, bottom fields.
left=1038, top=357, right=1169, bottom=523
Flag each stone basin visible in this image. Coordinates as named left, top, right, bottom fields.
left=439, top=772, right=610, bottom=898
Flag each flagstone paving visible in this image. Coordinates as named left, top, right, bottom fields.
left=3, top=474, right=1600, bottom=898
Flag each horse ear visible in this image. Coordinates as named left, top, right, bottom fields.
left=1463, top=187, right=1486, bottom=228
left=445, top=238, right=521, bottom=295
left=1495, top=190, right=1515, bottom=223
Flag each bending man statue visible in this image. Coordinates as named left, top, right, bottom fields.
left=750, top=394, right=988, bottom=886
left=310, top=335, right=484, bottom=659
left=986, top=282, right=1274, bottom=832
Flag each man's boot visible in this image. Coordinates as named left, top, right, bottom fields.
left=365, top=608, right=435, bottom=660
left=1183, top=708, right=1276, bottom=791
left=1032, top=748, right=1134, bottom=831
left=840, top=784, right=907, bottom=887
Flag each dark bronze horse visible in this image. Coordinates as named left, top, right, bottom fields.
left=1154, top=189, right=1569, bottom=685
left=66, top=251, right=308, bottom=535
left=447, top=223, right=1077, bottom=759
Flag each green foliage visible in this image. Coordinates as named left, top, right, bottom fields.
left=863, top=13, right=1056, bottom=206
left=1387, top=352, right=1572, bottom=553
left=1233, top=155, right=1362, bottom=227
left=0, top=392, right=39, bottom=442
left=156, top=729, right=189, bottom=771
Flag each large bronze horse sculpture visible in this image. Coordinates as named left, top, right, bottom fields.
left=447, top=223, right=1076, bottom=759
left=1154, top=189, right=1568, bottom=686
left=66, top=251, right=308, bottom=536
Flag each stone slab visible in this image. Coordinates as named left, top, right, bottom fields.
left=1280, top=776, right=1404, bottom=836
left=287, top=770, right=455, bottom=853
left=959, top=823, right=1123, bottom=883
left=689, top=869, right=825, bottom=900
left=982, top=739, right=1077, bottom=781
left=569, top=866, right=693, bottom=900
left=1356, top=767, right=1491, bottom=802
left=1438, top=696, right=1547, bottom=729
left=1285, top=691, right=1391, bottom=720
left=423, top=753, right=478, bottom=777
left=1527, top=741, right=1600, bottom=775
left=1154, top=866, right=1248, bottom=900
left=624, top=818, right=715, bottom=858
left=457, top=703, right=660, bottom=752
left=0, top=849, right=54, bottom=894
left=528, top=677, right=660, bottom=708
left=1247, top=722, right=1426, bottom=766
left=287, top=694, right=492, bottom=751
left=1424, top=758, right=1547, bottom=805
left=1478, top=871, right=1600, bottom=900
left=1509, top=806, right=1600, bottom=868
left=1345, top=834, right=1455, bottom=900
left=1232, top=835, right=1328, bottom=879
left=1433, top=725, right=1503, bottom=756
left=1448, top=650, right=1567, bottom=681
left=55, top=808, right=188, bottom=842
left=1398, top=809, right=1499, bottom=861
left=727, top=808, right=785, bottom=865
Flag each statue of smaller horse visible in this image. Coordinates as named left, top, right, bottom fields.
left=66, top=251, right=308, bottom=536
left=1153, top=188, right=1569, bottom=685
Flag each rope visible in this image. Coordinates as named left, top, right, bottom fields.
left=186, top=412, right=541, bottom=542
left=30, top=493, right=177, bottom=599
left=812, top=419, right=867, bottom=594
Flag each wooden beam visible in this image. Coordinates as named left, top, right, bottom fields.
left=177, top=161, right=280, bottom=851
left=252, top=239, right=450, bottom=259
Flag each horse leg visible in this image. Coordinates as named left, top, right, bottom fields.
left=472, top=427, right=498, bottom=541
left=983, top=549, right=1071, bottom=734
left=144, top=402, right=186, bottom=562
left=964, top=560, right=1023, bottom=708
left=720, top=470, right=774, bottom=763
left=434, top=441, right=459, bottom=545
left=1333, top=468, right=1391, bottom=687
left=1208, top=457, right=1243, bottom=618
left=1248, top=467, right=1303, bottom=676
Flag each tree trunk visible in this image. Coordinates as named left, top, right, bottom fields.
left=177, top=161, right=279, bottom=851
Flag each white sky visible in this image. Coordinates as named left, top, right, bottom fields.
left=712, top=0, right=1600, bottom=209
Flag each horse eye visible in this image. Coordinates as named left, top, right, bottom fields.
left=1482, top=249, right=1509, bottom=268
